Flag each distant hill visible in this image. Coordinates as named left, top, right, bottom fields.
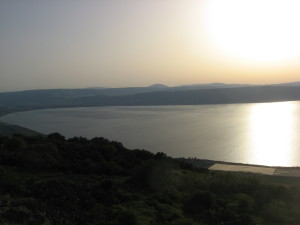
left=0, top=82, right=255, bottom=106
left=172, top=82, right=253, bottom=90
left=1, top=83, right=300, bottom=114
left=272, top=81, right=300, bottom=86
left=0, top=88, right=109, bottom=107
left=76, top=86, right=300, bottom=106
left=147, top=84, right=169, bottom=88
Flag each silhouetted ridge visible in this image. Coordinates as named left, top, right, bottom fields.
left=147, top=84, right=169, bottom=88
left=1, top=85, right=300, bottom=115
left=77, top=86, right=300, bottom=106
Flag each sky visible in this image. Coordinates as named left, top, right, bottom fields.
left=1, top=0, right=300, bottom=92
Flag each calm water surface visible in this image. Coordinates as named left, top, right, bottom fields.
left=1, top=101, right=300, bottom=167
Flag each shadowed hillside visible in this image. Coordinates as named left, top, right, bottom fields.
left=1, top=86, right=300, bottom=112
left=0, top=134, right=300, bottom=224
left=0, top=122, right=43, bottom=137
left=77, top=86, right=300, bottom=106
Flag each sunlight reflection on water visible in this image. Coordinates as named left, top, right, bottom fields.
left=248, top=102, right=297, bottom=166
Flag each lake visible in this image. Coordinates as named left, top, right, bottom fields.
left=1, top=101, right=300, bottom=167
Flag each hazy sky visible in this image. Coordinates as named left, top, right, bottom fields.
left=1, top=0, right=300, bottom=92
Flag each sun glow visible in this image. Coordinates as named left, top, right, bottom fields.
left=202, top=0, right=300, bottom=65
left=249, top=102, right=297, bottom=166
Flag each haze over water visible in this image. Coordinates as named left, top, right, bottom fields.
left=1, top=101, right=300, bottom=167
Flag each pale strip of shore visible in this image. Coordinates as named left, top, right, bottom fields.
left=209, top=163, right=300, bottom=177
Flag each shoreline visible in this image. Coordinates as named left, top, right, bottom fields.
left=180, top=158, right=300, bottom=177
left=2, top=107, right=300, bottom=176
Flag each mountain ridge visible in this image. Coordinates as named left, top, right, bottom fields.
left=1, top=82, right=300, bottom=115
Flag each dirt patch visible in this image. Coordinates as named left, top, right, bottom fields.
left=273, top=168, right=300, bottom=177
left=209, top=163, right=275, bottom=175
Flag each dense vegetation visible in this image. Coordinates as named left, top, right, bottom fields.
left=0, top=134, right=300, bottom=225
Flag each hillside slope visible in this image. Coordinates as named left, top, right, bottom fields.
left=0, top=134, right=299, bottom=224
left=0, top=122, right=43, bottom=137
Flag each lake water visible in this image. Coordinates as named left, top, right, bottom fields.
left=1, top=101, right=300, bottom=167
